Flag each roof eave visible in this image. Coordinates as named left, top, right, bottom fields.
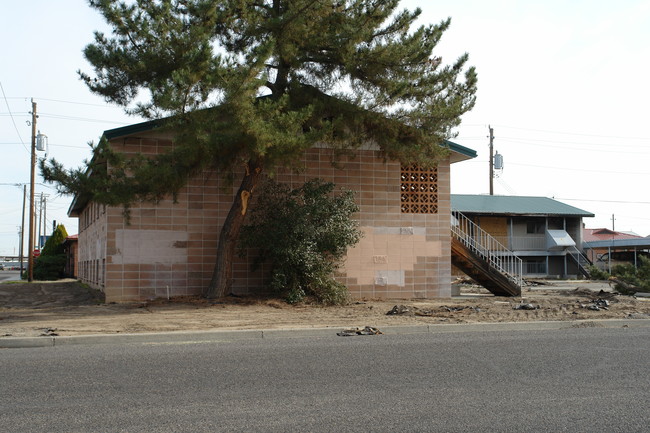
left=445, top=140, right=477, bottom=163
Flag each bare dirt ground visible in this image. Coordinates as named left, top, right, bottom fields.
left=1, top=279, right=650, bottom=337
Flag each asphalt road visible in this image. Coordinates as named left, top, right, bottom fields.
left=0, top=270, right=21, bottom=282
left=2, top=327, right=649, bottom=432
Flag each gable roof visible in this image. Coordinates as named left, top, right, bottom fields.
left=104, top=118, right=162, bottom=140
left=451, top=194, right=594, bottom=217
left=583, top=228, right=642, bottom=242
left=101, top=119, right=476, bottom=162
left=444, top=141, right=476, bottom=163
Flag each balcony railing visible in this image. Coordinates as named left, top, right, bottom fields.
left=492, top=235, right=546, bottom=251
left=523, top=262, right=547, bottom=274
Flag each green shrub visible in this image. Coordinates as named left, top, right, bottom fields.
left=240, top=178, right=362, bottom=305
left=587, top=265, right=610, bottom=281
left=610, top=256, right=650, bottom=294
left=32, top=254, right=67, bottom=281
left=32, top=224, right=68, bottom=280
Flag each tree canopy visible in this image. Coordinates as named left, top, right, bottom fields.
left=41, top=0, right=477, bottom=297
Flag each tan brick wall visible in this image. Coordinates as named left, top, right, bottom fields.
left=269, top=148, right=452, bottom=299
left=77, top=135, right=453, bottom=301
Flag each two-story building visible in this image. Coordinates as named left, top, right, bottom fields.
left=68, top=118, right=478, bottom=302
left=451, top=194, right=594, bottom=279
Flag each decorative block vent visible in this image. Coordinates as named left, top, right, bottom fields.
left=400, top=165, right=438, bottom=214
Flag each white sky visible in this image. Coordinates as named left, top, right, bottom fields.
left=1, top=0, right=649, bottom=256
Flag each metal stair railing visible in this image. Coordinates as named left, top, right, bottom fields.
left=452, top=210, right=523, bottom=288
left=567, top=245, right=592, bottom=277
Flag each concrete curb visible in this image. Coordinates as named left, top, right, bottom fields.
left=2, top=318, right=649, bottom=349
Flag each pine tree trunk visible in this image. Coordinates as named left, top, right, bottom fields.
left=204, top=159, right=263, bottom=299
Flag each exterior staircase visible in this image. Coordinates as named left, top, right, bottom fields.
left=567, top=245, right=592, bottom=278
left=451, top=211, right=523, bottom=297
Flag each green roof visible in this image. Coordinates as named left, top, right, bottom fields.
left=451, top=194, right=594, bottom=217
left=444, top=140, right=476, bottom=162
left=104, top=118, right=162, bottom=140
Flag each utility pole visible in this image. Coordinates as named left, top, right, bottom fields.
left=20, top=184, right=26, bottom=274
left=38, top=193, right=43, bottom=250
left=43, top=194, right=46, bottom=247
left=489, top=125, right=495, bottom=195
left=28, top=100, right=37, bottom=282
left=611, top=214, right=616, bottom=232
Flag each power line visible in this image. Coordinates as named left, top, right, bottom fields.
left=555, top=197, right=650, bottom=205
left=0, top=141, right=90, bottom=149
left=507, top=162, right=648, bottom=176
left=493, top=124, right=650, bottom=141
left=454, top=159, right=650, bottom=176
left=0, top=82, right=28, bottom=154
left=39, top=112, right=130, bottom=125
left=3, top=96, right=118, bottom=108
left=497, top=137, right=650, bottom=152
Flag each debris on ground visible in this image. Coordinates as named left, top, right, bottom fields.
left=525, top=280, right=550, bottom=287
left=564, top=288, right=618, bottom=300
left=386, top=304, right=480, bottom=317
left=386, top=305, right=412, bottom=315
left=2, top=279, right=649, bottom=338
left=39, top=328, right=59, bottom=337
left=514, top=303, right=539, bottom=310
left=443, top=306, right=481, bottom=313
left=580, top=299, right=610, bottom=311
left=337, top=326, right=383, bottom=336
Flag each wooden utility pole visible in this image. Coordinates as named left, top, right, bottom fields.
left=37, top=193, right=43, bottom=250
left=28, top=100, right=37, bottom=282
left=489, top=125, right=494, bottom=195
left=20, top=184, right=26, bottom=274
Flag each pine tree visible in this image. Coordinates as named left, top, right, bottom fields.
left=41, top=0, right=477, bottom=298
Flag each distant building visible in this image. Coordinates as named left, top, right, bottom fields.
left=583, top=228, right=650, bottom=270
left=451, top=195, right=594, bottom=278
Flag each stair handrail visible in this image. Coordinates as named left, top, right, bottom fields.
left=567, top=245, right=592, bottom=277
left=451, top=210, right=523, bottom=288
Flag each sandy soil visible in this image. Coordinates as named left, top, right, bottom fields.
left=1, top=279, right=650, bottom=337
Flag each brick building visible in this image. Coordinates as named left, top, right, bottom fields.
left=69, top=120, right=476, bottom=302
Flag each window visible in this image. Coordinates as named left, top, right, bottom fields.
left=400, top=165, right=438, bottom=214
left=526, top=221, right=544, bottom=234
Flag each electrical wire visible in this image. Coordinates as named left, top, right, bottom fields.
left=506, top=162, right=648, bottom=176
left=0, top=141, right=89, bottom=149
left=555, top=197, right=650, bottom=205
left=492, top=124, right=650, bottom=141
left=454, top=159, right=650, bottom=176
left=497, top=137, right=650, bottom=153
left=39, top=112, right=130, bottom=125
left=0, top=82, right=28, bottom=154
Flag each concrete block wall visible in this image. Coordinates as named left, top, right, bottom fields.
left=78, top=135, right=452, bottom=301
left=271, top=148, right=452, bottom=299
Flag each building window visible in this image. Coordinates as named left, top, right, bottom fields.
left=526, top=221, right=544, bottom=234
left=400, top=165, right=438, bottom=214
